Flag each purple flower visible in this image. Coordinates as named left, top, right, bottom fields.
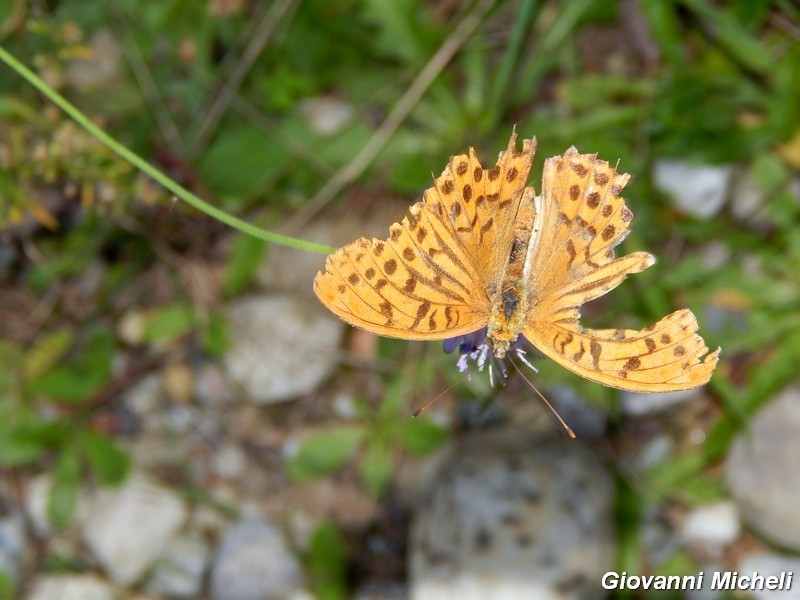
left=443, top=328, right=538, bottom=386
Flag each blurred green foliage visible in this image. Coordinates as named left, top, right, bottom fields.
left=1, top=0, right=800, bottom=593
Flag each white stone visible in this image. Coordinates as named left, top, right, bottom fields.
left=299, top=97, right=353, bottom=136
left=653, top=160, right=732, bottom=219
left=681, top=501, right=740, bottom=550
left=737, top=552, right=800, bottom=599
left=83, top=475, right=187, bottom=585
left=26, top=574, right=113, bottom=600
left=224, top=295, right=343, bottom=404
left=726, top=385, right=800, bottom=550
left=621, top=388, right=701, bottom=417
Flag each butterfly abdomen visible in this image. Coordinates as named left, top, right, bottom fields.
left=487, top=189, right=536, bottom=357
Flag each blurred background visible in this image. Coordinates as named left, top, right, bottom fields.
left=1, top=1, right=799, bottom=599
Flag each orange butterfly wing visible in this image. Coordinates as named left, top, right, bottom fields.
left=313, top=132, right=536, bottom=340
left=522, top=148, right=719, bottom=391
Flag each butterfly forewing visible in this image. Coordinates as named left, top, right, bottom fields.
left=427, top=132, right=536, bottom=294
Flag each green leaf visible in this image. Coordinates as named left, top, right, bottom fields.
left=306, top=522, right=349, bottom=600
left=28, top=366, right=105, bottom=403
left=614, top=472, right=644, bottom=577
left=81, top=431, right=130, bottom=485
left=640, top=0, right=687, bottom=67
left=48, top=447, right=82, bottom=528
left=200, top=311, right=229, bottom=357
left=678, top=0, right=774, bottom=75
left=285, top=427, right=364, bottom=482
left=0, top=569, right=15, bottom=600
left=23, top=329, right=74, bottom=380
left=223, top=232, right=267, bottom=297
left=401, top=417, right=449, bottom=456
left=27, top=327, right=114, bottom=403
left=142, top=304, right=195, bottom=344
left=751, top=152, right=789, bottom=193
left=0, top=428, right=49, bottom=467
left=358, top=441, right=394, bottom=496
left=198, top=127, right=289, bottom=198
left=361, top=0, right=435, bottom=64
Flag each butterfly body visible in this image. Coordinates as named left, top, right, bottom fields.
left=485, top=186, right=538, bottom=358
left=314, top=132, right=719, bottom=392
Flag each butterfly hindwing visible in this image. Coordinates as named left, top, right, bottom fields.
left=523, top=309, right=720, bottom=392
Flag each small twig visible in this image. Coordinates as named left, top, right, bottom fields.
left=284, top=0, right=497, bottom=232
left=115, top=19, right=183, bottom=151
left=187, top=0, right=299, bottom=155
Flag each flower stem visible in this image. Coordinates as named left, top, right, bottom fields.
left=0, top=45, right=335, bottom=255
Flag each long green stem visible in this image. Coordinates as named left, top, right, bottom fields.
left=0, top=45, right=335, bottom=255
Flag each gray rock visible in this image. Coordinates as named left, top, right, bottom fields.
left=725, top=385, right=800, bottom=550
left=0, top=510, right=26, bottom=588
left=255, top=206, right=404, bottom=298
left=194, top=362, right=237, bottom=407
left=147, top=534, right=210, bottom=598
left=82, top=474, right=187, bottom=585
left=210, top=517, right=304, bottom=600
left=653, top=160, right=732, bottom=219
left=737, top=552, right=800, bottom=599
left=212, top=443, right=248, bottom=480
left=26, top=574, right=113, bottom=600
left=409, top=428, right=615, bottom=600
left=621, top=388, right=703, bottom=417
left=224, top=295, right=343, bottom=404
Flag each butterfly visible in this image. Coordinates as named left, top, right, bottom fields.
left=314, top=131, right=719, bottom=392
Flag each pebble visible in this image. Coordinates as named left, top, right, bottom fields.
left=725, top=385, right=800, bottom=551
left=408, top=428, right=615, bottom=599
left=223, top=295, right=343, bottom=404
left=621, top=388, right=702, bottom=417
left=0, top=510, right=26, bottom=588
left=147, top=534, right=210, bottom=598
left=194, top=362, right=237, bottom=407
left=299, top=96, right=354, bottom=136
left=737, top=552, right=800, bottom=600
left=26, top=574, right=114, bottom=600
left=210, top=517, right=305, bottom=600
left=82, top=474, right=188, bottom=585
left=680, top=501, right=740, bottom=553
left=212, top=443, right=248, bottom=480
left=653, top=160, right=732, bottom=219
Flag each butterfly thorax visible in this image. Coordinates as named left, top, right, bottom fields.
left=487, top=189, right=537, bottom=358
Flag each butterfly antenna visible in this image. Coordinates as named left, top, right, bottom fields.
left=412, top=375, right=466, bottom=417
left=509, top=357, right=576, bottom=439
